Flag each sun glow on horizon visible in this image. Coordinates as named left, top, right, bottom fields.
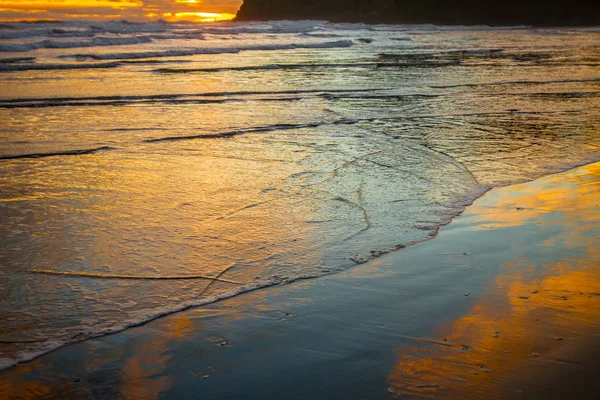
left=0, top=0, right=242, bottom=22
left=146, top=11, right=235, bottom=22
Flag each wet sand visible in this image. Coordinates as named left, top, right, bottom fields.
left=0, top=162, right=599, bottom=400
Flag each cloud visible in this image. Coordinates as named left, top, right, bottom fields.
left=0, top=0, right=243, bottom=21
left=0, top=1, right=143, bottom=11
left=143, top=1, right=242, bottom=13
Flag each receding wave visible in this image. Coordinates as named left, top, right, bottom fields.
left=6, top=90, right=589, bottom=110
left=152, top=61, right=459, bottom=74
left=0, top=62, right=120, bottom=72
left=377, top=49, right=600, bottom=69
left=0, top=58, right=197, bottom=72
left=302, top=33, right=343, bottom=38
left=0, top=95, right=232, bottom=106
left=143, top=109, right=580, bottom=143
left=0, top=146, right=115, bottom=160
left=60, top=40, right=354, bottom=60
left=0, top=57, right=36, bottom=64
left=430, top=77, right=600, bottom=88
left=0, top=60, right=454, bottom=73
left=378, top=49, right=506, bottom=59
left=144, top=122, right=327, bottom=143
left=0, top=88, right=386, bottom=108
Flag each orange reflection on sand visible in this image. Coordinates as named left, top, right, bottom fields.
left=387, top=163, right=600, bottom=399
left=470, top=163, right=600, bottom=231
left=119, top=316, right=193, bottom=399
left=0, top=360, right=63, bottom=400
left=0, top=314, right=196, bottom=399
left=388, top=267, right=600, bottom=398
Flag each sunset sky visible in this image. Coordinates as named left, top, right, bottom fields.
left=0, top=0, right=244, bottom=22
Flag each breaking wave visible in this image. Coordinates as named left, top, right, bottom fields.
left=0, top=36, right=157, bottom=52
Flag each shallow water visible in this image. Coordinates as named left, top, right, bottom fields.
left=0, top=20, right=599, bottom=369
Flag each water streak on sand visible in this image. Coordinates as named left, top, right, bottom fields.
left=25, top=269, right=242, bottom=284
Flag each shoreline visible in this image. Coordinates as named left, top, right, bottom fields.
left=0, top=158, right=594, bottom=374
left=0, top=161, right=598, bottom=398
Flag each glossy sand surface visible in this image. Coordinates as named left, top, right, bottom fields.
left=1, top=162, right=598, bottom=399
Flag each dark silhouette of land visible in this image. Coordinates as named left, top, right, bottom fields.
left=236, top=0, right=599, bottom=26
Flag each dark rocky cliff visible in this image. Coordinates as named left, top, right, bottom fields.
left=235, top=0, right=599, bottom=26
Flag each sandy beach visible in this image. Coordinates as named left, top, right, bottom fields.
left=1, top=5, right=599, bottom=399
left=1, top=160, right=598, bottom=399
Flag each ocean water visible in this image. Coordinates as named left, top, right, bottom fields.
left=0, top=19, right=599, bottom=370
